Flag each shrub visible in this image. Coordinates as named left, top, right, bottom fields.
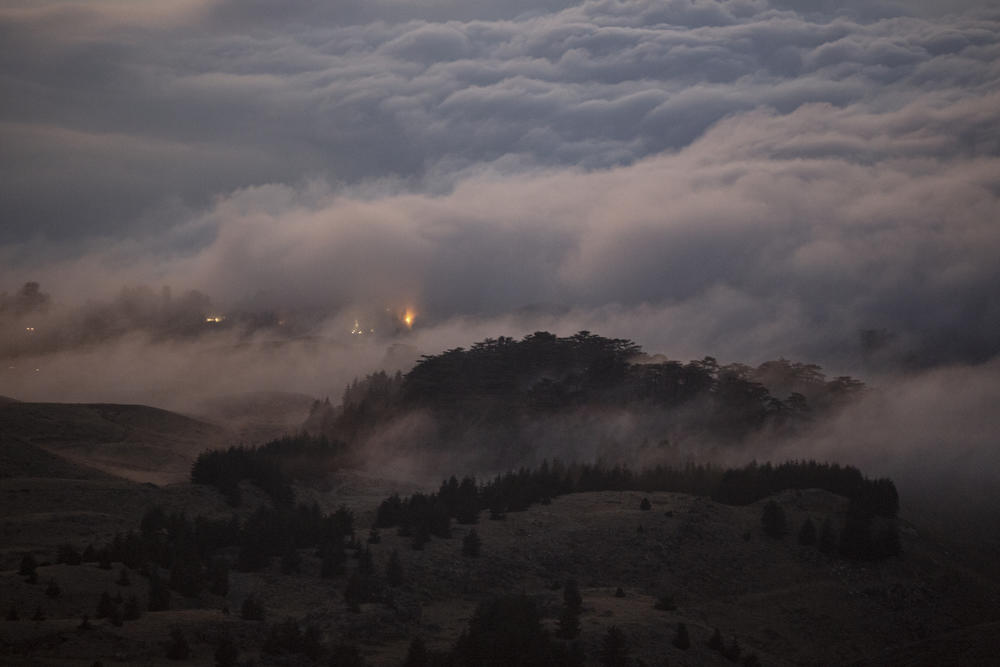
left=462, top=530, right=481, bottom=558
left=214, top=634, right=238, bottom=667
left=708, top=627, right=724, bottom=651
left=240, top=594, right=265, bottom=621
left=123, top=595, right=142, bottom=621
left=166, top=628, right=191, bottom=660
left=761, top=500, right=787, bottom=538
left=556, top=606, right=580, bottom=639
left=599, top=625, right=629, bottom=667
left=654, top=593, right=676, bottom=611
left=673, top=622, right=690, bottom=650
left=96, top=592, right=115, bottom=619
left=386, top=550, right=404, bottom=587
left=798, top=517, right=817, bottom=546
left=18, top=553, right=37, bottom=576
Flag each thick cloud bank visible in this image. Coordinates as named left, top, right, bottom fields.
left=2, top=0, right=998, bottom=365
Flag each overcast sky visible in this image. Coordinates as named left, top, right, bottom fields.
left=1, top=0, right=999, bottom=372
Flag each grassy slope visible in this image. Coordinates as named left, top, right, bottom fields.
left=0, top=402, right=229, bottom=484
left=4, top=483, right=999, bottom=666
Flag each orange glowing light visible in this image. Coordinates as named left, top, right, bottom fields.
left=403, top=310, right=415, bottom=328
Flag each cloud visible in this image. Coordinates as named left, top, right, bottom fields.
left=2, top=0, right=997, bottom=241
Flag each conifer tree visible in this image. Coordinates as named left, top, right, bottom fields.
left=208, top=557, right=229, bottom=596
left=599, top=625, right=629, bottom=667
left=18, top=553, right=37, bottom=577
left=386, top=549, right=404, bottom=587
left=344, top=573, right=365, bottom=613
left=673, top=622, right=690, bottom=650
left=329, top=642, right=367, bottom=667
left=96, top=591, right=115, bottom=619
left=280, top=546, right=301, bottom=575
left=123, top=595, right=142, bottom=621
left=166, top=628, right=191, bottom=660
left=761, top=500, right=787, bottom=538
left=412, top=524, right=430, bottom=551
left=462, top=529, right=481, bottom=558
left=240, top=594, right=265, bottom=621
left=169, top=539, right=202, bottom=597
left=357, top=547, right=375, bottom=576
left=724, top=636, right=742, bottom=662
left=818, top=517, right=837, bottom=554
left=708, top=627, right=724, bottom=651
left=798, top=517, right=817, bottom=546
left=57, top=543, right=82, bottom=565
left=564, top=579, right=582, bottom=610
left=148, top=568, right=171, bottom=611
left=321, top=539, right=346, bottom=578
left=214, top=634, right=238, bottom=667
left=403, top=636, right=429, bottom=667
left=556, top=605, right=581, bottom=639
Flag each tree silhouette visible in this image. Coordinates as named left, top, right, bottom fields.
left=403, top=636, right=429, bottom=667
left=208, top=557, right=229, bottom=596
left=599, top=625, right=630, bottom=667
left=654, top=592, right=677, bottom=611
left=673, top=622, right=690, bottom=650
left=57, top=543, right=82, bottom=565
left=165, top=628, right=191, bottom=660
left=329, top=642, right=367, bottom=666
left=462, top=529, right=481, bottom=558
left=96, top=591, right=115, bottom=619
left=556, top=605, right=581, bottom=640
left=123, top=595, right=141, bottom=621
left=563, top=579, right=582, bottom=611
left=386, top=549, right=404, bottom=587
left=761, top=500, right=787, bottom=538
left=148, top=569, right=171, bottom=611
left=18, top=553, right=37, bottom=577
left=798, top=517, right=817, bottom=546
left=214, top=634, right=238, bottom=667
left=708, top=627, right=724, bottom=651
left=344, top=573, right=365, bottom=612
left=818, top=517, right=837, bottom=554
left=240, top=594, right=265, bottom=621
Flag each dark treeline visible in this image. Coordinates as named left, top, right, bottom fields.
left=376, top=459, right=899, bottom=561
left=311, top=331, right=867, bottom=455
left=191, top=434, right=349, bottom=506
left=59, top=500, right=357, bottom=610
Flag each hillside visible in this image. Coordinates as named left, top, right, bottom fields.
left=2, top=483, right=999, bottom=666
left=0, top=402, right=229, bottom=484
